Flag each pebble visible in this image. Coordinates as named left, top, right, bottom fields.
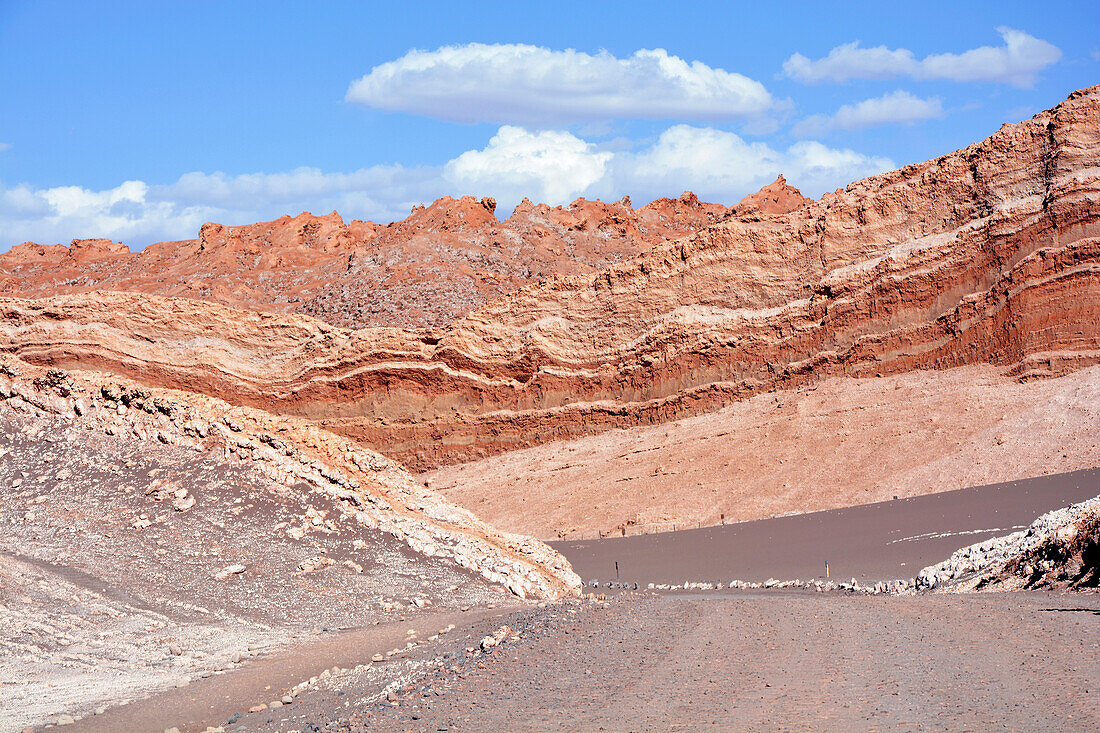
left=269, top=700, right=282, bottom=708
left=281, top=694, right=293, bottom=704
left=248, top=703, right=267, bottom=713
left=372, top=653, right=385, bottom=662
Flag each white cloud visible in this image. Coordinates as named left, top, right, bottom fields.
left=0, top=126, right=893, bottom=250
left=784, top=43, right=917, bottom=84
left=0, top=143, right=10, bottom=153
left=792, top=91, right=943, bottom=137
left=783, top=27, right=1060, bottom=87
left=444, top=126, right=611, bottom=203
left=0, top=167, right=449, bottom=250
left=346, top=43, right=773, bottom=124
left=602, top=126, right=893, bottom=204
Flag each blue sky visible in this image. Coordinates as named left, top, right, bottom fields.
left=1, top=0, right=1098, bottom=250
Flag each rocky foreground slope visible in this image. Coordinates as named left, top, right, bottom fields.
left=0, top=355, right=581, bottom=728
left=2, top=87, right=1098, bottom=472
left=0, top=359, right=579, bottom=601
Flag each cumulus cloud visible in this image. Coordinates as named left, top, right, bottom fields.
left=602, top=126, right=893, bottom=204
left=0, top=126, right=894, bottom=251
left=783, top=27, right=1060, bottom=87
left=443, top=126, right=612, bottom=203
left=346, top=43, right=773, bottom=124
left=792, top=91, right=943, bottom=137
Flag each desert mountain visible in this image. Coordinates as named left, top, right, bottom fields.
left=3, top=86, right=1097, bottom=478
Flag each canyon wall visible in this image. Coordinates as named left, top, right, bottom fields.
left=2, top=86, right=1098, bottom=470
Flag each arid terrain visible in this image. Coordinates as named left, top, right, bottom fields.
left=2, top=85, right=1099, bottom=732
left=3, top=88, right=1098, bottom=474
left=0, top=191, right=736, bottom=330
left=427, top=365, right=1100, bottom=539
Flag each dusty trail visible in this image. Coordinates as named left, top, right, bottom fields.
left=244, top=591, right=1100, bottom=732
left=555, top=467, right=1100, bottom=585
left=69, top=608, right=516, bottom=733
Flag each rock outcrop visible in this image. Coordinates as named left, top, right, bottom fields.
left=3, top=87, right=1097, bottom=471
left=0, top=192, right=732, bottom=329
left=917, top=495, right=1100, bottom=591
left=733, top=174, right=810, bottom=216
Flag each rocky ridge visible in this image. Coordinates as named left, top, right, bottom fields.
left=0, top=191, right=734, bottom=329
left=2, top=87, right=1098, bottom=470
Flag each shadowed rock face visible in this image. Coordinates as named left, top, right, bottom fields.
left=2, top=86, right=1099, bottom=471
left=0, top=192, right=731, bottom=329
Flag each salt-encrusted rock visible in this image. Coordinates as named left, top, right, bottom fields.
left=918, top=495, right=1100, bottom=592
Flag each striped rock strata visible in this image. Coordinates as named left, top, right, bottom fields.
left=2, top=86, right=1099, bottom=471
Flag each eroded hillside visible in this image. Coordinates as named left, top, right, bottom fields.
left=2, top=87, right=1097, bottom=472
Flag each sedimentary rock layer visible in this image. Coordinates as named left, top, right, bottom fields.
left=2, top=87, right=1099, bottom=471
left=424, top=365, right=1100, bottom=540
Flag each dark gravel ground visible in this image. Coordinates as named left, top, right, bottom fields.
left=243, top=589, right=1100, bottom=732
left=556, top=467, right=1100, bottom=586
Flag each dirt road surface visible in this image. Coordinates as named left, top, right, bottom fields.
left=242, top=591, right=1100, bottom=732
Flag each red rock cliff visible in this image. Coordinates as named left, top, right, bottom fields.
left=3, top=86, right=1099, bottom=470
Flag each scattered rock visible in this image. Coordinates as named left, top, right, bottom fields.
left=214, top=564, right=247, bottom=580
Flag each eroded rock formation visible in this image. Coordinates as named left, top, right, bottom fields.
left=0, top=192, right=730, bottom=329
left=3, top=87, right=1097, bottom=472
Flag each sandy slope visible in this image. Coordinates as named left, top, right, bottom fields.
left=425, top=365, right=1100, bottom=539
left=554, top=467, right=1100, bottom=585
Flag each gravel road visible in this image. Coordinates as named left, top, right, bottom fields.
left=241, top=590, right=1099, bottom=732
